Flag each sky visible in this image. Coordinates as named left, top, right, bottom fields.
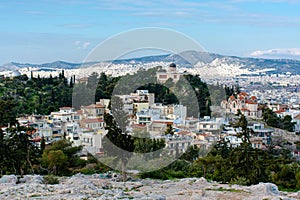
left=1, top=0, right=300, bottom=64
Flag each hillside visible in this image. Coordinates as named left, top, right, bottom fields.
left=2, top=51, right=300, bottom=77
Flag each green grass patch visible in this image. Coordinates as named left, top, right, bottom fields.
left=277, top=186, right=299, bottom=192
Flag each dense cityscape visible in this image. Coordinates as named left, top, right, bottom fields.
left=2, top=0, right=300, bottom=199
left=0, top=60, right=300, bottom=199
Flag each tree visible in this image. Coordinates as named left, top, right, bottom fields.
left=262, top=108, right=296, bottom=132
left=236, top=114, right=250, bottom=144
left=87, top=72, right=99, bottom=90
left=0, top=98, right=18, bottom=127
left=45, top=150, right=67, bottom=175
left=283, top=115, right=295, bottom=132
left=41, top=139, right=84, bottom=175
left=133, top=130, right=165, bottom=160
left=4, top=125, right=39, bottom=175
left=236, top=109, right=242, bottom=116
left=103, top=96, right=135, bottom=181
left=40, top=136, right=46, bottom=153
left=180, top=145, right=200, bottom=162
left=165, top=124, right=174, bottom=135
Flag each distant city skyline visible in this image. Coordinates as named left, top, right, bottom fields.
left=1, top=0, right=300, bottom=64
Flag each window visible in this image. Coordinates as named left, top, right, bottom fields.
left=159, top=75, right=167, bottom=79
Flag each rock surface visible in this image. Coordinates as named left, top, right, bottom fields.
left=0, top=174, right=299, bottom=199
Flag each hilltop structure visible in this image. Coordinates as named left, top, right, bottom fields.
left=157, top=63, right=181, bottom=83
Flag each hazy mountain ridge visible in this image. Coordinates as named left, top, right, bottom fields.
left=2, top=51, right=300, bottom=75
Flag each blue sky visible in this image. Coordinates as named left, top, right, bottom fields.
left=1, top=0, right=300, bottom=64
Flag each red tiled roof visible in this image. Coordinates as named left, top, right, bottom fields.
left=294, top=113, right=300, bottom=120
left=250, top=96, right=257, bottom=100
left=76, top=110, right=83, bottom=115
left=81, top=118, right=104, bottom=123
left=239, top=92, right=248, bottom=96
left=60, top=107, right=72, bottom=109
left=152, top=121, right=173, bottom=125
left=82, top=104, right=105, bottom=108
left=229, top=95, right=235, bottom=100
left=32, top=137, right=41, bottom=142
left=241, top=108, right=249, bottom=111
left=274, top=109, right=285, bottom=114
left=177, top=131, right=191, bottom=135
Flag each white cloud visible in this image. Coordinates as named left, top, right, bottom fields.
left=74, top=41, right=91, bottom=50
left=250, top=48, right=300, bottom=60
left=74, top=40, right=81, bottom=46
left=82, top=42, right=91, bottom=49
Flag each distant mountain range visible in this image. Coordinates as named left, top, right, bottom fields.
left=2, top=51, right=300, bottom=75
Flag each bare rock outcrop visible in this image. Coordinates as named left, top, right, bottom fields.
left=0, top=174, right=298, bottom=199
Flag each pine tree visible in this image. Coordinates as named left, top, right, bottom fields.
left=102, top=97, right=134, bottom=181
left=41, top=136, right=46, bottom=153
left=236, top=114, right=250, bottom=144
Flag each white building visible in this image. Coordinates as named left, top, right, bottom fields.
left=157, top=63, right=181, bottom=83
left=51, top=107, right=79, bottom=122
left=197, top=116, right=224, bottom=132
left=80, top=129, right=107, bottom=155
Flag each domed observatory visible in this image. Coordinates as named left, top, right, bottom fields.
left=168, top=63, right=177, bottom=72
left=157, top=63, right=181, bottom=83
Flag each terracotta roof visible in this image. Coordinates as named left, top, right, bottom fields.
left=275, top=109, right=285, bottom=114
left=81, top=118, right=104, bottom=123
left=250, top=96, right=257, bottom=100
left=60, top=107, right=72, bottom=109
left=76, top=110, right=83, bottom=115
left=294, top=113, right=300, bottom=119
left=239, top=92, right=248, bottom=96
left=82, top=104, right=105, bottom=109
left=152, top=120, right=173, bottom=125
left=32, top=137, right=41, bottom=142
left=229, top=95, right=235, bottom=100
left=177, top=131, right=191, bottom=135
left=241, top=108, right=249, bottom=111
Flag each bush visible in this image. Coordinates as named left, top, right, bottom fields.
left=229, top=176, right=250, bottom=186
left=43, top=175, right=59, bottom=184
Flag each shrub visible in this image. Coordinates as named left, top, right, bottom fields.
left=43, top=175, right=59, bottom=184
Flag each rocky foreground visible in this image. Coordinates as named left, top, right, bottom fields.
left=0, top=174, right=300, bottom=200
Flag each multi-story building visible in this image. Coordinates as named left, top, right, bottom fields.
left=51, top=107, right=80, bottom=122
left=80, top=129, right=107, bottom=155
left=81, top=103, right=105, bottom=118
left=197, top=116, right=224, bottom=133
left=80, top=118, right=105, bottom=130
